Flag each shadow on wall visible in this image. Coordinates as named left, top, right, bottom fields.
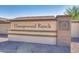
left=0, top=34, right=8, bottom=38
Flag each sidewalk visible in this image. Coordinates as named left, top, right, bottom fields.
left=0, top=38, right=8, bottom=42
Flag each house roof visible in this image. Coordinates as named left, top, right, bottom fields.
left=0, top=17, right=10, bottom=24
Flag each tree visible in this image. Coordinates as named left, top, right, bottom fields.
left=65, top=6, right=79, bottom=20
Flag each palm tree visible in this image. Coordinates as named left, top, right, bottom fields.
left=65, top=6, right=79, bottom=20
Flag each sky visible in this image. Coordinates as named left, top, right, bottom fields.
left=0, top=5, right=72, bottom=19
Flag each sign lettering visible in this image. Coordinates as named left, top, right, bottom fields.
left=14, top=23, right=51, bottom=29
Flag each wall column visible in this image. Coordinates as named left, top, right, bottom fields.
left=56, top=15, right=71, bottom=47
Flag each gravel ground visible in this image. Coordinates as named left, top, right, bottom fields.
left=0, top=41, right=70, bottom=53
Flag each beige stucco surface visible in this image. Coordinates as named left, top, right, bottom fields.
left=71, top=23, right=79, bottom=37
left=8, top=35, right=56, bottom=45
left=8, top=31, right=56, bottom=36
left=0, top=24, right=10, bottom=34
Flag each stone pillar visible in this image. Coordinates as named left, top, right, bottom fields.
left=56, top=15, right=71, bottom=47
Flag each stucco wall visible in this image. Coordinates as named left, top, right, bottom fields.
left=0, top=23, right=10, bottom=34
left=71, top=22, right=79, bottom=37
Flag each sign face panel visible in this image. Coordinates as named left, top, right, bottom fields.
left=11, top=21, right=56, bottom=31
left=9, top=20, right=57, bottom=45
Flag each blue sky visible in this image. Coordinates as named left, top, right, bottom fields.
left=0, top=5, right=72, bottom=19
